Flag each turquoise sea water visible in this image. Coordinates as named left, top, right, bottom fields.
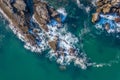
left=0, top=0, right=120, bottom=80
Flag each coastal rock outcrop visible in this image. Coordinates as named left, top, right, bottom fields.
left=48, top=40, right=57, bottom=52
left=92, top=0, right=120, bottom=33
left=0, top=0, right=61, bottom=52
left=0, top=0, right=88, bottom=69
left=33, top=0, right=61, bottom=32
left=92, top=12, right=99, bottom=23
left=13, top=0, right=26, bottom=11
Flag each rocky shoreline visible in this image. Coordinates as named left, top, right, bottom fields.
left=0, top=0, right=88, bottom=69
left=92, top=0, right=120, bottom=33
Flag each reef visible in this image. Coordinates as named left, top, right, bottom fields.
left=0, top=0, right=88, bottom=69
left=92, top=0, right=120, bottom=33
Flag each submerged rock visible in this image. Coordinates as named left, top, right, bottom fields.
left=59, top=65, right=66, bottom=71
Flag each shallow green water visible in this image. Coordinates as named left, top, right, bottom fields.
left=0, top=0, right=120, bottom=80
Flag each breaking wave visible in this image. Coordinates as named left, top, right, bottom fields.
left=75, top=0, right=91, bottom=13
left=46, top=8, right=88, bottom=69
left=91, top=0, right=99, bottom=7
left=92, top=55, right=120, bottom=68
left=1, top=1, right=119, bottom=70
left=27, top=8, right=120, bottom=69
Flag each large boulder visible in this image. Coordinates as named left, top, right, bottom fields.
left=48, top=40, right=57, bottom=52
left=102, top=4, right=111, bottom=14
left=13, top=0, right=26, bottom=11
left=115, top=17, right=120, bottom=23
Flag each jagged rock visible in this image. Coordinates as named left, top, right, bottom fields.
left=51, top=11, right=59, bottom=17
left=115, top=17, right=120, bottom=23
left=102, top=4, right=111, bottom=14
left=92, top=13, right=99, bottom=23
left=0, top=0, right=62, bottom=49
left=92, top=0, right=120, bottom=23
left=13, top=0, right=26, bottom=11
left=55, top=17, right=61, bottom=23
left=0, top=0, right=89, bottom=69
left=96, top=1, right=103, bottom=7
left=48, top=40, right=57, bottom=52
left=3, top=0, right=12, bottom=9
left=33, top=1, right=50, bottom=31
left=59, top=65, right=66, bottom=70
left=33, top=0, right=61, bottom=32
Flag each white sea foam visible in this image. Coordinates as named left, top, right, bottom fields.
left=95, top=24, right=103, bottom=29
left=0, top=10, right=48, bottom=53
left=57, top=8, right=67, bottom=16
left=92, top=63, right=111, bottom=68
left=85, top=6, right=91, bottom=13
left=75, top=0, right=91, bottom=13
left=0, top=6, right=88, bottom=69
left=1, top=5, right=119, bottom=70
left=100, top=14, right=118, bottom=20
left=91, top=0, right=99, bottom=7
left=76, top=0, right=82, bottom=8
left=91, top=55, right=120, bottom=68
left=95, top=13, right=120, bottom=33
left=46, top=8, right=88, bottom=69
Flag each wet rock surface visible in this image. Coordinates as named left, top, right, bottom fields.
left=95, top=0, right=120, bottom=14
left=92, top=0, right=120, bottom=33
left=33, top=0, right=61, bottom=31
left=0, top=0, right=88, bottom=69
left=0, top=0, right=62, bottom=51
left=92, top=12, right=99, bottom=23
left=92, top=0, right=120, bottom=21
